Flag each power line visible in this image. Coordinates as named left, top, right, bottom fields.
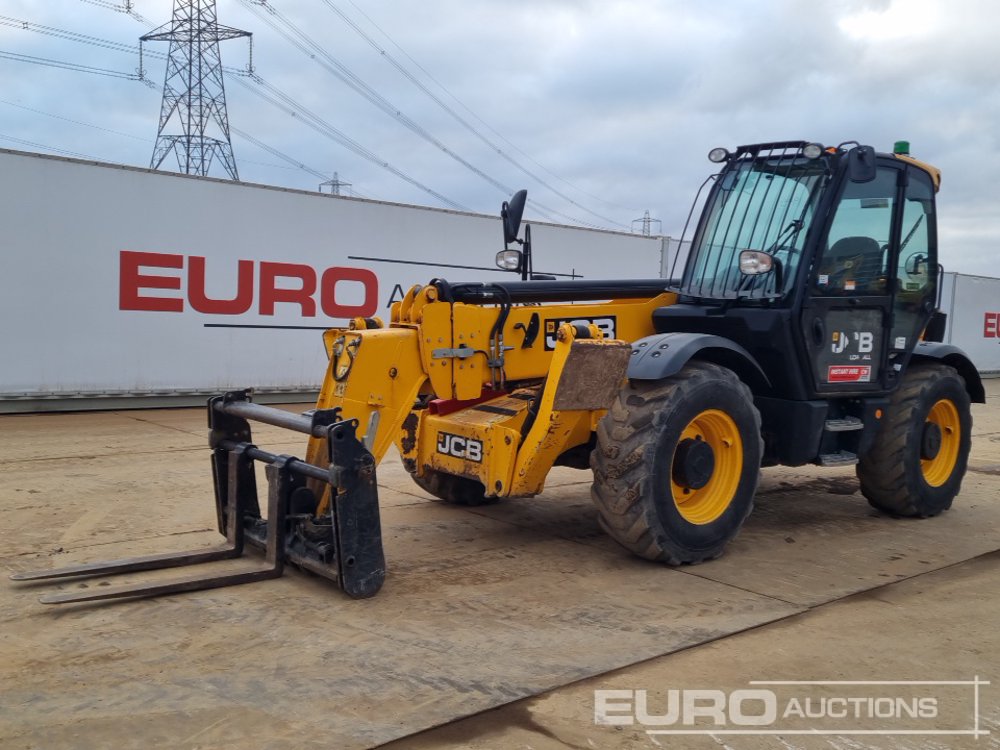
left=237, top=2, right=512, bottom=194
left=0, top=14, right=146, bottom=58
left=2, top=10, right=619, bottom=222
left=6, top=9, right=619, bottom=220
left=0, top=132, right=106, bottom=160
left=0, top=18, right=455, bottom=207
left=0, top=97, right=148, bottom=141
left=0, top=95, right=326, bottom=175
left=78, top=0, right=151, bottom=25
left=329, top=0, right=637, bottom=224
left=2, top=11, right=465, bottom=210
left=230, top=126, right=329, bottom=181
left=0, top=48, right=149, bottom=83
left=0, top=13, right=245, bottom=80
left=231, top=74, right=469, bottom=211
left=237, top=0, right=603, bottom=227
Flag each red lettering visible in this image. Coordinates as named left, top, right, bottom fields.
left=119, top=250, right=183, bottom=312
left=188, top=256, right=254, bottom=315
left=320, top=267, right=379, bottom=318
left=258, top=262, right=317, bottom=316
left=985, top=312, right=999, bottom=339
left=119, top=252, right=377, bottom=319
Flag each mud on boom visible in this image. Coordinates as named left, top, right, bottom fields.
left=15, top=140, right=984, bottom=604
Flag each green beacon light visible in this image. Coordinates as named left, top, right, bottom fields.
left=894, top=140, right=911, bottom=156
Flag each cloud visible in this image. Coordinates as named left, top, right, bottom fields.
left=0, top=0, right=997, bottom=273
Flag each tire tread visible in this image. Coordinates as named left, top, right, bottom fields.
left=591, top=361, right=761, bottom=564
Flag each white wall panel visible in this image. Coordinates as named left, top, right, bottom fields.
left=942, top=272, right=1000, bottom=373
left=0, top=150, right=662, bottom=405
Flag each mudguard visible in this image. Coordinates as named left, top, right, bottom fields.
left=627, top=332, right=770, bottom=391
left=911, top=342, right=985, bottom=403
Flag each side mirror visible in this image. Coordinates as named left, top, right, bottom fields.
left=848, top=145, right=877, bottom=183
left=496, top=249, right=522, bottom=272
left=502, top=189, right=527, bottom=246
left=904, top=252, right=927, bottom=275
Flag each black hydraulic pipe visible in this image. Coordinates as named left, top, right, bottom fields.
left=440, top=278, right=672, bottom=304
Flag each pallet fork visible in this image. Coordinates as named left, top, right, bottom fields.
left=11, top=391, right=386, bottom=604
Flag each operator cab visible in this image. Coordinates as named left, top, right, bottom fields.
left=657, top=140, right=941, bottom=402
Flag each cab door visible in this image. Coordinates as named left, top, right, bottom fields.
left=885, top=167, right=938, bottom=379
left=800, top=163, right=901, bottom=393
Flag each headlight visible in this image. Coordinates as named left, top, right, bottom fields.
left=708, top=147, right=730, bottom=163
left=739, top=250, right=774, bottom=275
left=496, top=249, right=521, bottom=271
left=802, top=142, right=824, bottom=159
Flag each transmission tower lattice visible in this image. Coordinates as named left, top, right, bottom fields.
left=319, top=172, right=352, bottom=196
left=141, top=0, right=251, bottom=179
left=631, top=210, right=662, bottom=237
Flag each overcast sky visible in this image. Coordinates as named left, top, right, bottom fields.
left=1, top=0, right=997, bottom=275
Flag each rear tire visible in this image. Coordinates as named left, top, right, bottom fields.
left=411, top=469, right=497, bottom=506
left=591, top=361, right=762, bottom=564
left=858, top=363, right=972, bottom=517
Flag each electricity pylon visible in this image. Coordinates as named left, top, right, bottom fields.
left=142, top=0, right=251, bottom=179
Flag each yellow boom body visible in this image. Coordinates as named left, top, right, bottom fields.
left=306, top=283, right=676, bottom=509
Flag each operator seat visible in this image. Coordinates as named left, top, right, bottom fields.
left=818, top=236, right=887, bottom=295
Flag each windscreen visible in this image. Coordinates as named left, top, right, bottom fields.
left=677, top=151, right=828, bottom=300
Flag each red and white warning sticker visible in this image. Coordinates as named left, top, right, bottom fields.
left=827, top=365, right=872, bottom=383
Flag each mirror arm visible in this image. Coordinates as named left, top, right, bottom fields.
left=521, top=225, right=532, bottom=281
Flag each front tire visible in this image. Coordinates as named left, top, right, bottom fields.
left=591, top=361, right=762, bottom=564
left=858, top=363, right=972, bottom=517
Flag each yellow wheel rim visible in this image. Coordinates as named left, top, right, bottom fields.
left=670, top=409, right=744, bottom=524
left=921, top=398, right=960, bottom=487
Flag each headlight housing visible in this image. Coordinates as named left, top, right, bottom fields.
left=802, top=142, right=824, bottom=159
left=708, top=147, right=730, bottom=163
left=739, top=250, right=774, bottom=275
left=496, top=249, right=522, bottom=271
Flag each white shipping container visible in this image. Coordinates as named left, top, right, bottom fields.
left=0, top=149, right=665, bottom=411
left=939, top=272, right=1000, bottom=374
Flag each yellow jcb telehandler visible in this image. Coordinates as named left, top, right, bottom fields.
left=13, top=140, right=984, bottom=604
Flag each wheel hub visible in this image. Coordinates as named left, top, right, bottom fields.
left=921, top=421, right=942, bottom=460
left=672, top=437, right=715, bottom=490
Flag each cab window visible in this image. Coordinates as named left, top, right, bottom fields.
left=814, top=167, right=897, bottom=296
left=891, top=169, right=937, bottom=350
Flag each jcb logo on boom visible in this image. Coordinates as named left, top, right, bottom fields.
left=544, top=316, right=617, bottom=350
left=436, top=432, right=483, bottom=463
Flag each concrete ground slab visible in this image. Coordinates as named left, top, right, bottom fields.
left=382, top=550, right=1000, bottom=750
left=1, top=382, right=997, bottom=749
